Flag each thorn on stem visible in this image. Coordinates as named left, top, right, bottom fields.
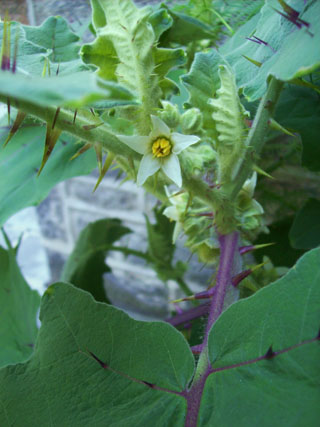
left=52, top=107, right=60, bottom=130
left=265, top=345, right=275, bottom=360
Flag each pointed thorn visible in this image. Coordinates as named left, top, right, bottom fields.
left=69, top=142, right=92, bottom=161
left=56, top=64, right=60, bottom=75
left=83, top=122, right=103, bottom=131
left=265, top=345, right=275, bottom=360
left=88, top=351, right=108, bottom=369
left=232, top=269, right=251, bottom=287
left=73, top=109, right=78, bottom=125
left=3, top=111, right=26, bottom=147
left=52, top=107, right=60, bottom=130
left=239, top=242, right=275, bottom=255
left=253, top=164, right=274, bottom=179
left=12, top=26, right=20, bottom=73
left=191, top=344, right=203, bottom=355
left=90, top=108, right=96, bottom=116
left=7, top=98, right=11, bottom=124
left=242, top=55, right=262, bottom=68
left=142, top=381, right=155, bottom=388
left=268, top=118, right=295, bottom=137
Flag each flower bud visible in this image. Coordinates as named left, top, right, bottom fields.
left=180, top=108, right=203, bottom=134
left=158, top=101, right=180, bottom=129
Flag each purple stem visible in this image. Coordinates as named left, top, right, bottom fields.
left=165, top=302, right=210, bottom=327
left=184, top=231, right=239, bottom=426
left=204, top=231, right=239, bottom=342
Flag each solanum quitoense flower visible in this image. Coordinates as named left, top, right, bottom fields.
left=117, top=116, right=200, bottom=187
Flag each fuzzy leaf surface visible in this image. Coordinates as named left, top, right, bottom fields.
left=181, top=50, right=228, bottom=139
left=0, top=283, right=194, bottom=426
left=0, top=124, right=96, bottom=225
left=221, top=0, right=320, bottom=101
left=0, top=241, right=40, bottom=368
left=61, top=218, right=131, bottom=302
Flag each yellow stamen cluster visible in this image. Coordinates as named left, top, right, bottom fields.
left=152, top=137, right=172, bottom=158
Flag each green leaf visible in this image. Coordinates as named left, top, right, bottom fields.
left=254, top=216, right=304, bottom=267
left=0, top=21, right=48, bottom=76
left=0, top=237, right=40, bottom=368
left=221, top=0, right=320, bottom=101
left=0, top=124, right=96, bottom=225
left=208, top=64, right=249, bottom=183
left=202, top=247, right=320, bottom=425
left=289, top=198, right=320, bottom=249
left=0, top=282, right=194, bottom=425
left=23, top=16, right=88, bottom=75
left=181, top=50, right=228, bottom=139
left=61, top=219, right=131, bottom=302
left=80, top=35, right=118, bottom=81
left=145, top=208, right=187, bottom=282
left=0, top=70, right=135, bottom=109
left=275, top=84, right=320, bottom=171
left=159, top=6, right=215, bottom=45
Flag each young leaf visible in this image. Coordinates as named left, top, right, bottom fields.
left=0, top=236, right=40, bottom=368
left=61, top=218, right=131, bottom=302
left=209, top=64, right=249, bottom=183
left=181, top=50, right=228, bottom=139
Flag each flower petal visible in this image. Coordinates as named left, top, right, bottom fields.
left=161, top=153, right=182, bottom=187
left=137, top=153, right=161, bottom=185
left=150, top=115, right=170, bottom=138
left=117, top=135, right=150, bottom=155
left=171, top=133, right=200, bottom=154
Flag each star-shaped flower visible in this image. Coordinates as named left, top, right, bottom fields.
left=117, top=116, right=200, bottom=187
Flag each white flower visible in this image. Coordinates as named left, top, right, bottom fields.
left=117, top=115, right=200, bottom=187
left=163, top=186, right=188, bottom=243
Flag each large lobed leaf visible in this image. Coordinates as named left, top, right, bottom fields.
left=0, top=238, right=40, bottom=368
left=0, top=282, right=194, bottom=426
left=0, top=248, right=319, bottom=425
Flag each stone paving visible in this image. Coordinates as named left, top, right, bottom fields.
left=1, top=0, right=212, bottom=320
